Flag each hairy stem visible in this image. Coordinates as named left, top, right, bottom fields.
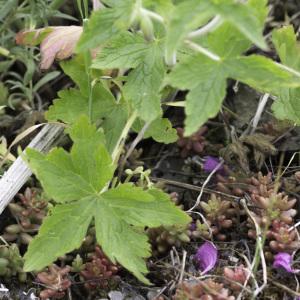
left=184, top=40, right=221, bottom=62
left=188, top=15, right=222, bottom=38
left=111, top=111, right=138, bottom=164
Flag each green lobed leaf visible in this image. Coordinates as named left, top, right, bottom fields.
left=272, top=88, right=300, bottom=124
left=25, top=117, right=191, bottom=283
left=133, top=117, right=177, bottom=144
left=166, top=53, right=227, bottom=135
left=76, top=0, right=135, bottom=52
left=96, top=184, right=190, bottom=282
left=95, top=201, right=150, bottom=283
left=26, top=148, right=96, bottom=202
left=92, top=32, right=149, bottom=69
left=92, top=33, right=166, bottom=123
left=225, top=55, right=300, bottom=94
left=101, top=99, right=129, bottom=153
left=209, top=0, right=267, bottom=50
left=123, top=40, right=165, bottom=122
left=46, top=82, right=116, bottom=124
left=26, top=116, right=113, bottom=202
left=197, top=0, right=268, bottom=58
left=165, top=0, right=266, bottom=63
left=24, top=197, right=94, bottom=271
left=185, top=70, right=227, bottom=135
left=167, top=44, right=300, bottom=134
left=166, top=53, right=219, bottom=90
left=271, top=26, right=300, bottom=123
left=46, top=55, right=117, bottom=125
left=272, top=25, right=300, bottom=70
left=165, top=0, right=213, bottom=63
left=145, top=117, right=177, bottom=144
left=60, top=55, right=89, bottom=95
left=102, top=184, right=189, bottom=227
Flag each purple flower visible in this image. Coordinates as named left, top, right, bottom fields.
left=203, top=156, right=223, bottom=173
left=273, top=253, right=299, bottom=273
left=194, top=241, right=218, bottom=274
left=189, top=222, right=197, bottom=231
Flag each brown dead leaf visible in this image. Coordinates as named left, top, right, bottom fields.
left=241, top=133, right=277, bottom=156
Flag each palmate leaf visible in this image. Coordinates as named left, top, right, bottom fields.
left=209, top=0, right=266, bottom=50
left=271, top=26, right=300, bottom=124
left=224, top=55, right=300, bottom=93
left=24, top=116, right=191, bottom=283
left=92, top=32, right=150, bottom=69
left=133, top=117, right=177, bottom=144
left=165, top=0, right=267, bottom=63
left=167, top=50, right=300, bottom=135
left=47, top=55, right=116, bottom=121
left=101, top=99, right=129, bottom=153
left=195, top=0, right=268, bottom=58
left=60, top=55, right=89, bottom=95
left=24, top=197, right=95, bottom=271
left=166, top=53, right=226, bottom=135
left=165, top=0, right=213, bottom=63
left=123, top=42, right=165, bottom=122
left=76, top=0, right=136, bottom=52
left=26, top=117, right=113, bottom=202
left=46, top=56, right=125, bottom=151
left=165, top=0, right=300, bottom=135
left=46, top=83, right=116, bottom=124
left=93, top=32, right=166, bottom=122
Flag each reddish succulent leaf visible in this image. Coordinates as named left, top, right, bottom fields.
left=16, top=26, right=83, bottom=69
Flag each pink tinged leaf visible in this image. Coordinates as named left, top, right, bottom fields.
left=16, top=28, right=54, bottom=46
left=92, top=0, right=104, bottom=10
left=195, top=241, right=218, bottom=274
left=16, top=26, right=83, bottom=69
left=40, top=26, right=83, bottom=69
left=273, top=252, right=300, bottom=273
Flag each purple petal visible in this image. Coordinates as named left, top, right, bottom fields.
left=273, top=253, right=300, bottom=273
left=189, top=222, right=197, bottom=231
left=203, top=156, right=223, bottom=173
left=195, top=241, right=218, bottom=274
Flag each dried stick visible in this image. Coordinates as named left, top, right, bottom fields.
left=0, top=124, right=64, bottom=215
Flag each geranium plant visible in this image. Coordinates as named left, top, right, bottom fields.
left=16, top=0, right=300, bottom=284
